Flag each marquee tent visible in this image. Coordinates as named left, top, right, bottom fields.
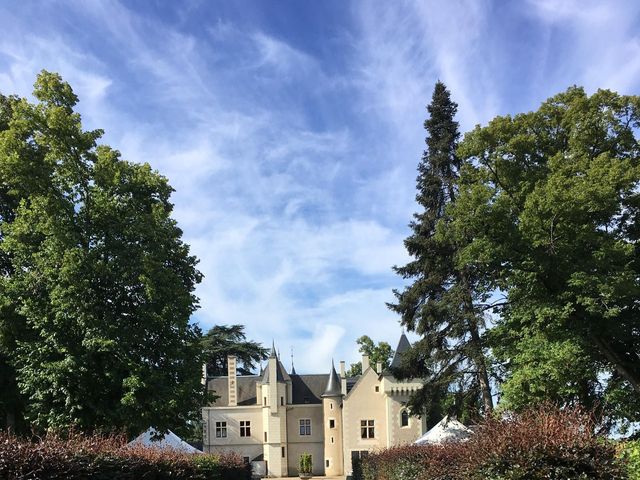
left=128, top=428, right=202, bottom=454
left=414, top=416, right=472, bottom=445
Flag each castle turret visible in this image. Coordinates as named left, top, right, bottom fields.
left=322, top=360, right=344, bottom=476
left=261, top=343, right=291, bottom=477
left=390, top=332, right=411, bottom=369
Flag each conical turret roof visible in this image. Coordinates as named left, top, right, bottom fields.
left=321, top=360, right=342, bottom=397
left=390, top=332, right=411, bottom=369
left=261, top=345, right=291, bottom=383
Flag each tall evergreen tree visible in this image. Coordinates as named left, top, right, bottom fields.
left=389, top=82, right=493, bottom=419
left=201, top=325, right=269, bottom=377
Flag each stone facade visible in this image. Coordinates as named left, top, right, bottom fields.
left=202, top=334, right=425, bottom=477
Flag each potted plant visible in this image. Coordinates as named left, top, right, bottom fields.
left=299, top=452, right=313, bottom=479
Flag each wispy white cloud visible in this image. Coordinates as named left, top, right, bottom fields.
left=525, top=0, right=640, bottom=94
left=3, top=0, right=639, bottom=375
left=353, top=0, right=500, bottom=134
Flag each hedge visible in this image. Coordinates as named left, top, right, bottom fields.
left=620, top=441, right=640, bottom=480
left=0, top=432, right=251, bottom=480
left=361, top=406, right=628, bottom=480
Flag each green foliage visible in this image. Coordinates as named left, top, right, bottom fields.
left=362, top=406, right=625, bottom=480
left=201, top=325, right=268, bottom=376
left=299, top=452, right=312, bottom=474
left=346, top=335, right=393, bottom=376
left=0, top=431, right=251, bottom=480
left=619, top=441, right=640, bottom=480
left=0, top=71, right=204, bottom=435
left=389, top=81, right=493, bottom=420
left=454, top=86, right=640, bottom=425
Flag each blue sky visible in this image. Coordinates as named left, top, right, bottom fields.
left=1, top=0, right=640, bottom=374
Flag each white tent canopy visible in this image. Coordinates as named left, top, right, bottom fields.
left=414, top=416, right=472, bottom=445
left=128, top=428, right=202, bottom=454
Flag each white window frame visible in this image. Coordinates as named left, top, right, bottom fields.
left=215, top=421, right=227, bottom=438
left=360, top=419, right=374, bottom=439
left=240, top=420, right=251, bottom=437
left=299, top=418, right=311, bottom=436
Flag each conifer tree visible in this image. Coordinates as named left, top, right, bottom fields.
left=389, top=82, right=493, bottom=418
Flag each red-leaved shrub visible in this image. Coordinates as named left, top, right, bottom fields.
left=361, top=405, right=626, bottom=480
left=0, top=431, right=250, bottom=480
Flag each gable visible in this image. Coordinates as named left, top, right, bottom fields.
left=343, top=366, right=380, bottom=401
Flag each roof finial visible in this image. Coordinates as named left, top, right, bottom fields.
left=270, top=340, right=277, bottom=358
left=291, top=346, right=297, bottom=375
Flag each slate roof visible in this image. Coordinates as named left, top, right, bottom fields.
left=291, top=374, right=329, bottom=404
left=390, top=332, right=412, bottom=369
left=207, top=375, right=260, bottom=406
left=322, top=362, right=342, bottom=397
left=207, top=372, right=358, bottom=407
left=260, top=357, right=291, bottom=383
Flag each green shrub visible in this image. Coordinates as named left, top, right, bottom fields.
left=362, top=405, right=626, bottom=480
left=299, top=452, right=313, bottom=474
left=620, top=440, right=640, bottom=480
left=0, top=432, right=251, bottom=480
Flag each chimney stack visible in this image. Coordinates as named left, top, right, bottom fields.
left=376, top=361, right=382, bottom=374
left=201, top=363, right=207, bottom=386
left=227, top=355, right=237, bottom=407
left=362, top=354, right=370, bottom=373
left=339, top=360, right=347, bottom=395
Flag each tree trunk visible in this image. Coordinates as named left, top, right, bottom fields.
left=591, top=334, right=640, bottom=393
left=460, top=272, right=494, bottom=415
left=6, top=411, right=15, bottom=431
left=468, top=319, right=494, bottom=415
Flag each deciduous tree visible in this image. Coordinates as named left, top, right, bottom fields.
left=346, top=335, right=393, bottom=377
left=455, top=87, right=640, bottom=427
left=0, top=71, right=204, bottom=435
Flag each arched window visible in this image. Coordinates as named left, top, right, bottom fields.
left=401, top=410, right=409, bottom=427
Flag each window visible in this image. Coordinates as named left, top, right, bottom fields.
left=264, top=432, right=267, bottom=442
left=263, top=396, right=267, bottom=405
left=281, top=396, right=284, bottom=406
left=281, top=446, right=286, bottom=458
left=375, top=386, right=379, bottom=392
left=331, top=436, right=334, bottom=444
left=299, top=418, right=311, bottom=436
left=360, top=419, right=374, bottom=439
left=240, top=420, right=251, bottom=437
left=330, top=402, right=333, bottom=409
left=215, top=421, right=227, bottom=438
left=329, top=419, right=335, bottom=429
left=326, top=459, right=330, bottom=468
left=243, top=456, right=250, bottom=465
left=401, top=410, right=409, bottom=427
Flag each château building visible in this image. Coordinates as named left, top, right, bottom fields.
left=202, top=333, right=426, bottom=477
